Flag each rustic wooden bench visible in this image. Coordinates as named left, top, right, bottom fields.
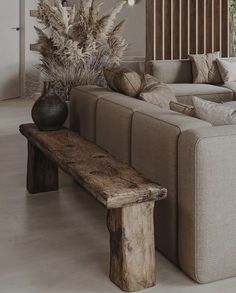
left=19, top=123, right=167, bottom=292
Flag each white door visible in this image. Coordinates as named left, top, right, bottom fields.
left=0, top=0, right=20, bottom=100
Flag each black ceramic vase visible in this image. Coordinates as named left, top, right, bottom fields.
left=31, top=82, right=68, bottom=131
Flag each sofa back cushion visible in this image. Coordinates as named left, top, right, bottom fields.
left=121, top=60, right=145, bottom=75
left=146, top=59, right=193, bottom=84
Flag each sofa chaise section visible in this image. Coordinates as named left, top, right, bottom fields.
left=147, top=59, right=234, bottom=104
left=168, top=83, right=233, bottom=104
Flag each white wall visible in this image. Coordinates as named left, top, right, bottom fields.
left=91, top=0, right=146, bottom=58
left=23, top=0, right=146, bottom=95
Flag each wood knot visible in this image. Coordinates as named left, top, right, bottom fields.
left=92, top=154, right=106, bottom=159
left=65, top=144, right=74, bottom=148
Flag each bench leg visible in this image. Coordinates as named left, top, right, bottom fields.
left=27, top=141, right=59, bottom=194
left=107, top=202, right=156, bottom=292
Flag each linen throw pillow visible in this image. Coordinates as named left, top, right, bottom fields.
left=140, top=74, right=177, bottom=109
left=169, top=101, right=195, bottom=117
left=103, top=67, right=142, bottom=98
left=192, top=96, right=236, bottom=125
left=216, top=59, right=236, bottom=82
left=189, top=52, right=222, bottom=84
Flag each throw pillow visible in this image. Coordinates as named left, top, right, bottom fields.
left=192, top=96, right=236, bottom=125
left=103, top=67, right=142, bottom=98
left=189, top=52, right=222, bottom=84
left=216, top=59, right=236, bottom=82
left=140, top=74, right=177, bottom=109
left=169, top=101, right=195, bottom=117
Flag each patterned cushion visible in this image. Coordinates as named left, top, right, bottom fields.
left=216, top=59, right=236, bottom=82
left=189, top=52, right=222, bottom=84
left=193, top=96, right=236, bottom=125
left=139, top=74, right=177, bottom=109
left=169, top=101, right=195, bottom=117
left=103, top=67, right=142, bottom=98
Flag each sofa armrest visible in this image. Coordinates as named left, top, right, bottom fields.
left=178, top=126, right=236, bottom=283
left=131, top=108, right=212, bottom=263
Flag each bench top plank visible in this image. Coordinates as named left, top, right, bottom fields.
left=20, top=124, right=167, bottom=209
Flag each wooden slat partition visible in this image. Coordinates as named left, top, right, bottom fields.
left=146, top=0, right=229, bottom=60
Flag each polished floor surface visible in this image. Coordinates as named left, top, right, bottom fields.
left=0, top=98, right=236, bottom=293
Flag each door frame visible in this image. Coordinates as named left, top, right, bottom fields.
left=20, top=0, right=25, bottom=98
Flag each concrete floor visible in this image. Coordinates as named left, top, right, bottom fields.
left=0, top=98, right=236, bottom=293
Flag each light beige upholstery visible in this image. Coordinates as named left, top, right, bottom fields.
left=70, top=86, right=113, bottom=142
left=179, top=126, right=236, bottom=283
left=147, top=59, right=193, bottom=84
left=223, top=82, right=236, bottom=99
left=168, top=83, right=233, bottom=105
left=147, top=59, right=234, bottom=105
left=96, top=95, right=154, bottom=163
left=121, top=60, right=145, bottom=75
left=131, top=107, right=211, bottom=263
left=70, top=58, right=236, bottom=284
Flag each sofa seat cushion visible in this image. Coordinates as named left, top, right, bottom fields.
left=167, top=83, right=233, bottom=105
left=222, top=82, right=236, bottom=99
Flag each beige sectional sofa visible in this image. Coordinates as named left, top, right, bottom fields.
left=70, top=58, right=236, bottom=284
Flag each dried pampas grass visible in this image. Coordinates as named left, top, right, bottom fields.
left=34, top=0, right=127, bottom=100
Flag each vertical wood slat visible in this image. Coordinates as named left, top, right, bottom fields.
left=149, top=0, right=229, bottom=60
left=156, top=0, right=163, bottom=59
left=164, top=0, right=172, bottom=59
left=222, top=0, right=229, bottom=57
left=146, top=0, right=155, bottom=61
left=198, top=0, right=205, bottom=53
left=206, top=0, right=213, bottom=53
left=173, top=0, right=180, bottom=59
left=181, top=0, right=189, bottom=58
left=190, top=0, right=197, bottom=54
left=214, top=0, right=221, bottom=51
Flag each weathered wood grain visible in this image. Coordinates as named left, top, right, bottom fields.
left=20, top=124, right=167, bottom=209
left=107, top=202, right=156, bottom=292
left=27, top=141, right=58, bottom=194
left=20, top=123, right=167, bottom=292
